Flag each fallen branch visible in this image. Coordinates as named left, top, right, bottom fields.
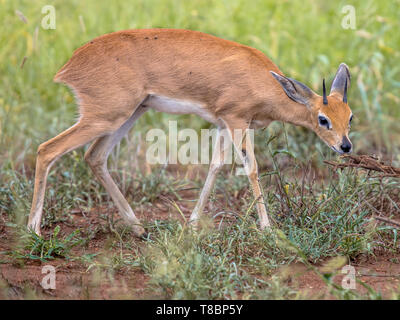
left=324, top=154, right=400, bottom=178
left=357, top=273, right=400, bottom=278
left=374, top=216, right=400, bottom=228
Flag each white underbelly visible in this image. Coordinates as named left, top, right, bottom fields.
left=144, top=94, right=218, bottom=124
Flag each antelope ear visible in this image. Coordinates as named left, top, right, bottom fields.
left=330, top=63, right=351, bottom=99
left=270, top=71, right=315, bottom=106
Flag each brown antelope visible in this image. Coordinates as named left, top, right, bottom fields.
left=28, top=29, right=352, bottom=237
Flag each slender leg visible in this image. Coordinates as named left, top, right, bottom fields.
left=237, top=138, right=271, bottom=229
left=28, top=119, right=114, bottom=234
left=84, top=107, right=147, bottom=237
left=224, top=119, right=271, bottom=229
left=189, top=128, right=227, bottom=225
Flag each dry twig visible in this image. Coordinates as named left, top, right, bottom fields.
left=324, top=154, right=400, bottom=178
left=374, top=216, right=400, bottom=228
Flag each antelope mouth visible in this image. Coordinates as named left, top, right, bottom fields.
left=330, top=145, right=344, bottom=155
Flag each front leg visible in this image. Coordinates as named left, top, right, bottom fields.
left=190, top=128, right=226, bottom=226
left=224, top=118, right=271, bottom=229
left=240, top=146, right=271, bottom=229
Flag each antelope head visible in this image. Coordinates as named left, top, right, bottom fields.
left=270, top=63, right=353, bottom=154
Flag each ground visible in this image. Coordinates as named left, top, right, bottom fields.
left=1, top=179, right=399, bottom=300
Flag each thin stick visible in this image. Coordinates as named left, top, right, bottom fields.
left=324, top=154, right=400, bottom=178
left=374, top=216, right=400, bottom=228
left=357, top=273, right=400, bottom=278
left=20, top=56, right=27, bottom=69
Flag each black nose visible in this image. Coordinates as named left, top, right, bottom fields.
left=340, top=137, right=352, bottom=153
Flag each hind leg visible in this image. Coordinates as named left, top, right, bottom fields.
left=28, top=118, right=118, bottom=235
left=84, top=106, right=148, bottom=237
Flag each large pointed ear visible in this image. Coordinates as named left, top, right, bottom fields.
left=270, top=71, right=315, bottom=106
left=330, top=63, right=351, bottom=101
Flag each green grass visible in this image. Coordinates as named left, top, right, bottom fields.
left=0, top=0, right=399, bottom=299
left=11, top=225, right=84, bottom=262
left=1, top=0, right=400, bottom=164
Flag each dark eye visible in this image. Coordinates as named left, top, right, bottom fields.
left=318, top=115, right=330, bottom=129
left=349, top=115, right=353, bottom=125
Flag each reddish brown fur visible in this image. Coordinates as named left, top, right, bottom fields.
left=54, top=29, right=287, bottom=124
left=55, top=29, right=351, bottom=143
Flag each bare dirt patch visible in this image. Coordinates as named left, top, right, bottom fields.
left=284, top=257, right=400, bottom=299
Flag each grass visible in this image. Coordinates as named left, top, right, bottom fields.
left=0, top=0, right=399, bottom=299
left=1, top=160, right=400, bottom=298
left=12, top=225, right=84, bottom=262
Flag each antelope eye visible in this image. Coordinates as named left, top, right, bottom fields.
left=349, top=115, right=353, bottom=123
left=318, top=115, right=330, bottom=129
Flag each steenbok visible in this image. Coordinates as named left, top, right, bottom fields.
left=28, top=29, right=352, bottom=237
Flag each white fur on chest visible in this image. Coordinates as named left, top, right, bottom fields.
left=144, top=94, right=218, bottom=124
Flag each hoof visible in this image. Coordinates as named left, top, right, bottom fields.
left=188, top=219, right=199, bottom=231
left=27, top=224, right=41, bottom=237
left=132, top=224, right=147, bottom=239
left=140, top=232, right=150, bottom=241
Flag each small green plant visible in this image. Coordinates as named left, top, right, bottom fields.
left=13, top=226, right=84, bottom=262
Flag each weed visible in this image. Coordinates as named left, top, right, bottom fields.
left=12, top=226, right=84, bottom=262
